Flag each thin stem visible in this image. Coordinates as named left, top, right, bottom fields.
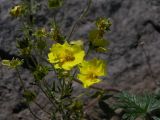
left=33, top=47, right=58, bottom=75
left=30, top=55, right=38, bottom=67
left=37, top=82, right=59, bottom=110
left=73, top=78, right=121, bottom=93
left=84, top=95, right=101, bottom=114
left=28, top=104, right=43, bottom=120
left=90, top=85, right=121, bottom=93
left=34, top=101, right=52, bottom=117
left=16, top=67, right=26, bottom=90
left=42, top=79, right=60, bottom=104
left=67, top=0, right=92, bottom=41
left=16, top=68, right=51, bottom=119
left=73, top=90, right=90, bottom=100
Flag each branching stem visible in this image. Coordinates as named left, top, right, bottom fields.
left=67, top=0, right=92, bottom=41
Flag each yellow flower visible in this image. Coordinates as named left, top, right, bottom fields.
left=48, top=42, right=85, bottom=70
left=77, top=58, right=106, bottom=88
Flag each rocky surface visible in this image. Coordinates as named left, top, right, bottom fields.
left=1, top=0, right=160, bottom=119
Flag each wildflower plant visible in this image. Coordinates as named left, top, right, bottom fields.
left=1, top=0, right=160, bottom=120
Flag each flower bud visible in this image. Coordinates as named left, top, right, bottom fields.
left=10, top=5, right=24, bottom=17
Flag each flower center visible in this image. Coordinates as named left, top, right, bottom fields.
left=60, top=49, right=75, bottom=64
left=87, top=73, right=97, bottom=81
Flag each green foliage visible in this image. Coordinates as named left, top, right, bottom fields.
left=33, top=28, right=47, bottom=38
left=96, top=17, right=112, bottom=31
left=23, top=90, right=36, bottom=103
left=88, top=18, right=111, bottom=53
left=17, top=37, right=32, bottom=56
left=2, top=58, right=23, bottom=68
left=48, top=0, right=64, bottom=8
left=17, top=37, right=30, bottom=49
left=115, top=92, right=160, bottom=120
left=33, top=65, right=49, bottom=82
left=49, top=22, right=65, bottom=44
left=36, top=39, right=47, bottom=52
left=153, top=116, right=160, bottom=120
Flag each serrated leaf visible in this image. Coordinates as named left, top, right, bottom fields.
left=153, top=116, right=160, bottom=120
left=115, top=92, right=160, bottom=120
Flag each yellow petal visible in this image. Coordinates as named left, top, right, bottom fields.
left=77, top=74, right=101, bottom=88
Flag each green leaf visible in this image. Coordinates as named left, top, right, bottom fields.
left=88, top=29, right=110, bottom=52
left=17, top=37, right=30, bottom=49
left=93, top=38, right=109, bottom=47
left=10, top=58, right=23, bottom=67
left=88, top=29, right=100, bottom=41
left=33, top=28, right=47, bottom=38
left=36, top=39, right=47, bottom=51
left=33, top=65, right=49, bottom=82
left=68, top=101, right=83, bottom=110
left=115, top=92, right=160, bottom=120
left=49, top=24, right=65, bottom=44
left=23, top=90, right=36, bottom=103
left=48, top=0, right=63, bottom=8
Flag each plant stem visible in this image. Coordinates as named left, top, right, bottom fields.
left=34, top=101, right=52, bottom=117
left=16, top=67, right=52, bottom=119
left=16, top=67, right=26, bottom=90
left=67, top=0, right=92, bottom=41
left=73, top=78, right=121, bottom=93
left=37, top=82, right=59, bottom=110
left=28, top=104, right=43, bottom=120
left=84, top=95, right=101, bottom=114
